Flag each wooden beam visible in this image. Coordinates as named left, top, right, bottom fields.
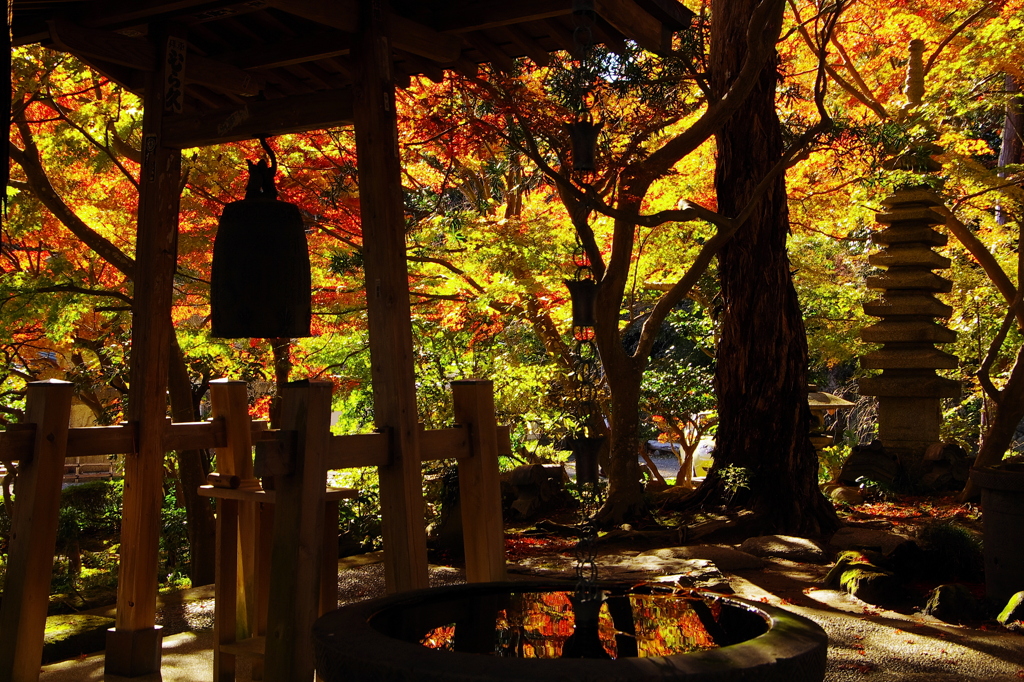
left=594, top=0, right=669, bottom=53
left=465, top=32, right=516, bottom=73
left=163, top=87, right=354, bottom=148
left=218, top=29, right=352, bottom=69
left=0, top=380, right=73, bottom=682
left=543, top=17, right=582, bottom=59
left=48, top=20, right=264, bottom=95
left=431, top=0, right=574, bottom=33
left=74, top=0, right=269, bottom=30
left=421, top=426, right=470, bottom=461
left=503, top=24, right=551, bottom=67
left=394, top=49, right=446, bottom=83
left=633, top=0, right=695, bottom=31
left=327, top=432, right=390, bottom=469
left=266, top=0, right=462, bottom=63
left=353, top=0, right=429, bottom=594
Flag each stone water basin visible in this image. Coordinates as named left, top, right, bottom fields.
left=313, top=581, right=827, bottom=681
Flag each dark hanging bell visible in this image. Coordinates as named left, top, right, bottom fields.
left=211, top=156, right=312, bottom=338
left=564, top=278, right=597, bottom=327
left=572, top=436, right=604, bottom=484
left=567, top=119, right=603, bottom=172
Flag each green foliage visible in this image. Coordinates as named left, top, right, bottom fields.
left=330, top=468, right=383, bottom=556
left=916, top=521, right=984, bottom=583
left=160, top=490, right=190, bottom=586
left=717, top=465, right=751, bottom=504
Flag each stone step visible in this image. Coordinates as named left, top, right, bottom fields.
left=861, top=320, right=957, bottom=344
left=863, top=293, right=953, bottom=317
left=866, top=270, right=953, bottom=293
left=861, top=347, right=959, bottom=370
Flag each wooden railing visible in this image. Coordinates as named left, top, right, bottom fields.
left=0, top=377, right=510, bottom=682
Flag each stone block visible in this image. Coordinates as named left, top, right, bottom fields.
left=738, top=535, right=828, bottom=564
left=875, top=206, right=945, bottom=225
left=858, top=375, right=960, bottom=399
left=860, top=347, right=959, bottom=370
left=862, top=293, right=953, bottom=318
left=872, top=225, right=947, bottom=246
left=880, top=188, right=943, bottom=208
left=869, top=246, right=951, bottom=270
left=861, top=320, right=956, bottom=344
left=866, top=270, right=953, bottom=293
left=873, top=396, right=942, bottom=441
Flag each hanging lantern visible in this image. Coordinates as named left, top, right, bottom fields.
left=572, top=436, right=604, bottom=484
left=564, top=278, right=597, bottom=327
left=566, top=119, right=603, bottom=172
left=211, top=145, right=312, bottom=339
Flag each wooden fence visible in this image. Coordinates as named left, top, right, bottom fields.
left=0, top=377, right=509, bottom=682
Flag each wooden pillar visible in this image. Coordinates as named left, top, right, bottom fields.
left=209, top=379, right=256, bottom=681
left=451, top=381, right=508, bottom=583
left=353, top=0, right=429, bottom=593
left=0, top=380, right=73, bottom=682
left=106, top=26, right=184, bottom=677
left=210, top=380, right=258, bottom=637
left=262, top=380, right=331, bottom=682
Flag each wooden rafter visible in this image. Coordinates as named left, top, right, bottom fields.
left=48, top=19, right=265, bottom=95
left=218, top=29, right=351, bottom=69
left=163, top=87, right=355, bottom=148
left=266, top=0, right=463, bottom=64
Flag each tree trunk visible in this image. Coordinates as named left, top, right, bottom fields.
left=961, top=343, right=1024, bottom=500
left=167, top=335, right=216, bottom=585
left=688, top=0, right=838, bottom=536
left=596, top=363, right=645, bottom=523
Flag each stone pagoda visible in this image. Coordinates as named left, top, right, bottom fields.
left=858, top=188, right=960, bottom=480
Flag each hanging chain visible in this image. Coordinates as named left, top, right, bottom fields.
left=569, top=202, right=601, bottom=598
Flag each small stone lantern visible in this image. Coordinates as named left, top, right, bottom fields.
left=808, top=386, right=856, bottom=451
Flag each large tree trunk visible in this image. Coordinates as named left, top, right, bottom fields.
left=596, top=362, right=645, bottom=523
left=168, top=335, right=216, bottom=584
left=689, top=0, right=838, bottom=536
left=961, top=328, right=1024, bottom=500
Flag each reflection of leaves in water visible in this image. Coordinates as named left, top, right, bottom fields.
left=419, top=623, right=455, bottom=651
left=418, top=591, right=718, bottom=658
left=630, top=593, right=716, bottom=657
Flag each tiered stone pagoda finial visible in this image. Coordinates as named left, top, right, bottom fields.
left=858, top=188, right=960, bottom=480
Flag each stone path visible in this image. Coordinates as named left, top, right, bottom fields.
left=41, top=547, right=1024, bottom=681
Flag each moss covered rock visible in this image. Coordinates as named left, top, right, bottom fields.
left=923, top=584, right=979, bottom=623
left=997, top=591, right=1024, bottom=632
left=823, top=550, right=900, bottom=605
left=43, top=613, right=114, bottom=663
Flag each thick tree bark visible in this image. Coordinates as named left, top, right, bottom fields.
left=688, top=0, right=839, bottom=536
left=596, top=362, right=645, bottom=523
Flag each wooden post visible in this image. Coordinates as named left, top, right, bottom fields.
left=210, top=379, right=257, bottom=638
left=262, top=380, right=332, bottom=682
left=107, top=25, right=184, bottom=677
left=213, top=497, right=239, bottom=682
left=209, top=379, right=256, bottom=681
left=451, top=381, right=508, bottom=582
left=0, top=380, right=73, bottom=682
left=353, top=0, right=429, bottom=593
